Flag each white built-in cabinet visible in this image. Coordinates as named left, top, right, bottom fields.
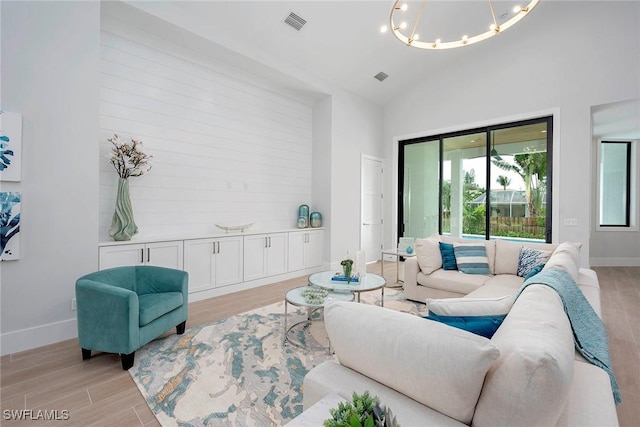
left=288, top=229, right=324, bottom=271
left=98, top=240, right=184, bottom=270
left=98, top=228, right=323, bottom=296
left=183, top=236, right=244, bottom=293
left=243, top=233, right=288, bottom=281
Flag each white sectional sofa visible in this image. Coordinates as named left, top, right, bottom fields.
left=302, top=236, right=619, bottom=427
left=404, top=235, right=602, bottom=317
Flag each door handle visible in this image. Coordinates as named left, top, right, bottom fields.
left=217, top=241, right=220, bottom=254
left=140, top=248, right=144, bottom=263
left=147, top=248, right=150, bottom=263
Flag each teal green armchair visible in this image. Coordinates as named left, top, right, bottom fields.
left=75, top=266, right=188, bottom=370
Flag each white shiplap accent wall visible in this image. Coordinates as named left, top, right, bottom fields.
left=99, top=15, right=313, bottom=240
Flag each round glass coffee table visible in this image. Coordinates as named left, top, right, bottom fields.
left=308, top=271, right=387, bottom=306
left=283, top=286, right=354, bottom=350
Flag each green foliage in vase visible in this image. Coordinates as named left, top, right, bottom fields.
left=341, top=258, right=354, bottom=283
left=324, top=391, right=400, bottom=427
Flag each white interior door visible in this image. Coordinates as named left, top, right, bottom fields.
left=361, top=155, right=384, bottom=263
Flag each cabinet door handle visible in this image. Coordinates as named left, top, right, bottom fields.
left=217, top=241, right=220, bottom=254
left=147, top=248, right=150, bottom=263
left=269, top=237, right=272, bottom=247
left=140, top=248, right=144, bottom=263
left=213, top=242, right=216, bottom=255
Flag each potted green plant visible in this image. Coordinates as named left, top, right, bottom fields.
left=341, top=258, right=354, bottom=283
left=324, top=391, right=399, bottom=427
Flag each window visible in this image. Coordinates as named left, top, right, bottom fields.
left=599, top=141, right=632, bottom=227
left=399, top=117, right=553, bottom=243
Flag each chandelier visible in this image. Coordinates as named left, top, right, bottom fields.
left=383, top=0, right=540, bottom=50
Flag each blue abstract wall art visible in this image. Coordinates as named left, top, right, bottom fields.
left=1, top=191, right=21, bottom=261
left=0, top=111, right=22, bottom=182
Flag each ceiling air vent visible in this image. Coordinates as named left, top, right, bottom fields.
left=284, top=11, right=307, bottom=31
left=374, top=72, right=389, bottom=82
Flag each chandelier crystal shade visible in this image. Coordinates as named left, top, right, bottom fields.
left=387, top=0, right=540, bottom=50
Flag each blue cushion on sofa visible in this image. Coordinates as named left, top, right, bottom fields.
left=439, top=242, right=458, bottom=270
left=453, top=243, right=491, bottom=275
left=517, top=247, right=552, bottom=278
left=524, top=264, right=545, bottom=280
left=425, top=313, right=506, bottom=338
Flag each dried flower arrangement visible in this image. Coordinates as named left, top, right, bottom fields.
left=108, top=133, right=152, bottom=179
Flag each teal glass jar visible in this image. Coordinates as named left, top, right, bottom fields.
left=298, top=204, right=309, bottom=223
left=310, top=212, right=322, bottom=228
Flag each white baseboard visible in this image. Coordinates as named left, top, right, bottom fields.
left=589, top=257, right=640, bottom=267
left=1, top=318, right=78, bottom=356
left=188, top=265, right=325, bottom=303
left=1, top=264, right=328, bottom=356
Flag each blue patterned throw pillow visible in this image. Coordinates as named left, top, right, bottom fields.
left=439, top=242, right=458, bottom=270
left=453, top=243, right=491, bottom=274
left=517, top=247, right=552, bottom=278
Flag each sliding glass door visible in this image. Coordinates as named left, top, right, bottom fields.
left=399, top=138, right=440, bottom=239
left=398, top=117, right=552, bottom=243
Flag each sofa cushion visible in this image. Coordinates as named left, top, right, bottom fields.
left=494, top=239, right=558, bottom=275
left=516, top=246, right=552, bottom=277
left=543, top=242, right=580, bottom=282
left=427, top=294, right=516, bottom=316
left=415, top=236, right=442, bottom=274
left=325, top=301, right=500, bottom=425
left=453, top=242, right=491, bottom=274
left=441, top=236, right=496, bottom=274
left=439, top=242, right=458, bottom=270
left=554, top=361, right=619, bottom=427
left=303, top=361, right=468, bottom=427
left=138, top=292, right=183, bottom=326
left=472, top=285, right=575, bottom=427
left=425, top=314, right=506, bottom=338
left=419, top=269, right=490, bottom=295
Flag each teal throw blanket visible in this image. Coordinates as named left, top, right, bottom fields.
left=518, top=268, right=621, bottom=404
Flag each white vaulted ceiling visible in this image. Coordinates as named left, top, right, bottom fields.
left=124, top=0, right=548, bottom=106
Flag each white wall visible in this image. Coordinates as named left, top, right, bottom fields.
left=312, top=95, right=332, bottom=264
left=383, top=1, right=640, bottom=266
left=1, top=1, right=100, bottom=354
left=330, top=91, right=384, bottom=265
left=0, top=1, right=384, bottom=354
left=99, top=2, right=315, bottom=240
left=590, top=99, right=640, bottom=266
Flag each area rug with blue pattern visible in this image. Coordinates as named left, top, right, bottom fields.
left=129, top=288, right=421, bottom=426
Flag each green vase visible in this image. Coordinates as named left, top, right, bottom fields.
left=109, top=178, right=138, bottom=241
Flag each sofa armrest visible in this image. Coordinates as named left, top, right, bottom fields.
left=403, top=257, right=420, bottom=301
left=76, top=279, right=139, bottom=354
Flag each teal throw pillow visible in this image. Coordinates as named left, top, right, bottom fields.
left=524, top=264, right=545, bottom=280
left=439, top=242, right=458, bottom=270
left=453, top=243, right=491, bottom=275
left=425, top=313, right=506, bottom=339
left=517, top=247, right=552, bottom=278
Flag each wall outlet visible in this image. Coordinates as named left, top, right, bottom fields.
left=564, top=218, right=579, bottom=226
left=71, top=298, right=77, bottom=311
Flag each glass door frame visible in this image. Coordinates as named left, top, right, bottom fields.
left=397, top=116, right=553, bottom=243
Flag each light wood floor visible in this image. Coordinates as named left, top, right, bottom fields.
left=1, top=263, right=638, bottom=426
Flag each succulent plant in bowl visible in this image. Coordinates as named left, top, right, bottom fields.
left=324, top=391, right=399, bottom=427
